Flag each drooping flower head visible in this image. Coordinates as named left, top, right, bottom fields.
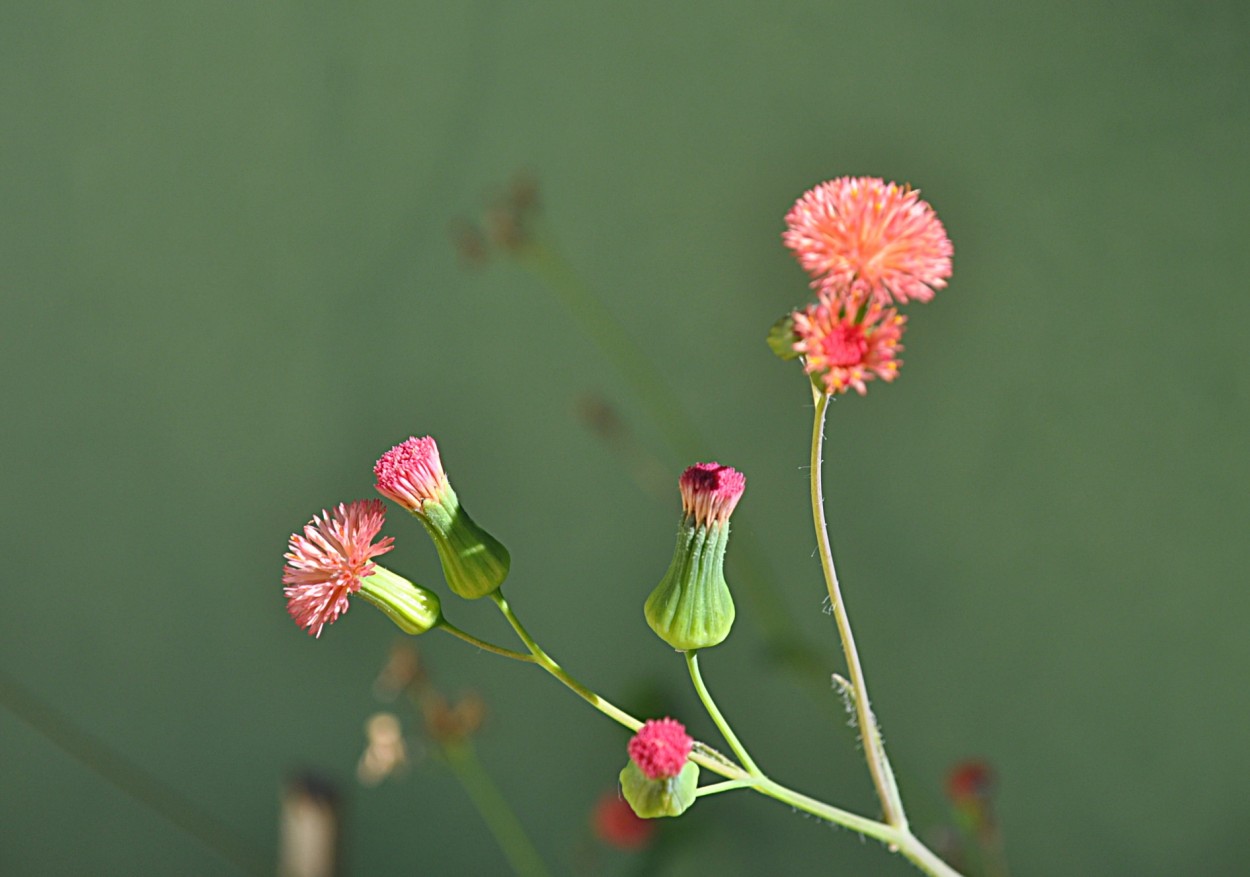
left=283, top=500, right=394, bottom=637
left=374, top=436, right=450, bottom=513
left=679, top=463, right=746, bottom=528
left=783, top=176, right=952, bottom=306
left=792, top=300, right=905, bottom=396
left=374, top=435, right=511, bottom=600
left=591, top=791, right=656, bottom=850
left=628, top=718, right=694, bottom=780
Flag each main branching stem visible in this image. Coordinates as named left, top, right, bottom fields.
left=478, top=587, right=962, bottom=876
left=809, top=388, right=907, bottom=828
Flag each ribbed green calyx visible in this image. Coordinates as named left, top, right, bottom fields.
left=416, top=483, right=511, bottom=600
left=358, top=565, right=442, bottom=635
left=618, top=760, right=700, bottom=819
left=645, top=517, right=736, bottom=651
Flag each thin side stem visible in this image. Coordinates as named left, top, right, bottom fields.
left=685, top=651, right=761, bottom=776
left=809, top=389, right=906, bottom=828
left=695, top=779, right=752, bottom=797
left=438, top=620, right=536, bottom=662
left=481, top=589, right=961, bottom=876
left=442, top=740, right=552, bottom=877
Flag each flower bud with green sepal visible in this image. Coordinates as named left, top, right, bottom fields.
left=357, top=565, right=443, bottom=635
left=619, top=718, right=700, bottom=819
left=374, top=436, right=511, bottom=600
left=645, top=463, right=744, bottom=650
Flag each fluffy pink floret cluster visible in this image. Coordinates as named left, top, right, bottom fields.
left=792, top=301, right=905, bottom=396
left=780, top=176, right=951, bottom=395
left=679, top=463, right=745, bottom=527
left=282, top=499, right=394, bottom=637
left=374, top=436, right=449, bottom=512
left=783, top=176, right=952, bottom=307
left=628, top=718, right=693, bottom=780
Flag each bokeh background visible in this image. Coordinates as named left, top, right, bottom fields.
left=3, top=3, right=1248, bottom=875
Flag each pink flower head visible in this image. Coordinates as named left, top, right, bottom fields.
left=783, top=176, right=953, bottom=306
left=627, top=718, right=693, bottom=780
left=374, top=436, right=450, bottom=513
left=591, top=791, right=655, bottom=850
left=946, top=759, right=995, bottom=804
left=679, top=463, right=745, bottom=528
left=792, top=300, right=905, bottom=396
left=283, top=500, right=394, bottom=637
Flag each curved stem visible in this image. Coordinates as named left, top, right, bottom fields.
left=810, top=388, right=906, bottom=828
left=483, top=589, right=960, bottom=876
left=695, top=778, right=752, bottom=797
left=442, top=740, right=552, bottom=877
left=685, top=651, right=761, bottom=776
left=438, top=620, right=536, bottom=662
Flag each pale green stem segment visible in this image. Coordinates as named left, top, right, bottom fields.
left=694, top=779, right=752, bottom=797
left=484, top=588, right=963, bottom=877
left=809, top=388, right=907, bottom=828
left=442, top=740, right=552, bottom=877
left=685, top=651, right=762, bottom=776
left=437, top=620, right=536, bottom=663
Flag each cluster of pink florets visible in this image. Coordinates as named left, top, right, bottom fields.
left=782, top=176, right=952, bottom=396
left=679, top=463, right=746, bottom=527
left=373, top=436, right=449, bottom=512
left=628, top=718, right=694, bottom=780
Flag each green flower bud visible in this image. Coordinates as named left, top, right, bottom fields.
left=645, top=463, right=744, bottom=651
left=374, top=436, right=511, bottom=600
left=358, top=565, right=442, bottom=635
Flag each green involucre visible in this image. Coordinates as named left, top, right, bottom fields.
left=644, top=518, right=735, bottom=650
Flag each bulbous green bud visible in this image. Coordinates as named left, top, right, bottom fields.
left=375, top=436, right=511, bottom=600
left=645, top=519, right=735, bottom=650
left=418, top=484, right=511, bottom=600
left=358, top=565, right=443, bottom=635
left=767, top=312, right=802, bottom=361
left=618, top=760, right=700, bottom=819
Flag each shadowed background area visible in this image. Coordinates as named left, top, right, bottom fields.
left=2, top=3, right=1248, bottom=875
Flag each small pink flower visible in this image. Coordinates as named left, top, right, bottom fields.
left=628, top=718, right=693, bottom=780
left=783, top=176, right=952, bottom=306
left=374, top=436, right=449, bottom=513
left=792, top=300, right=905, bottom=396
left=679, top=463, right=745, bottom=528
left=282, top=500, right=394, bottom=637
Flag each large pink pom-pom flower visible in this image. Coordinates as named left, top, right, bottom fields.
left=627, top=718, right=694, bottom=780
left=282, top=500, right=394, bottom=637
left=783, top=176, right=952, bottom=306
left=792, top=300, right=905, bottom=396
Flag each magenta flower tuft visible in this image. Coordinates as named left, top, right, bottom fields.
left=679, top=463, right=746, bottom=528
left=628, top=718, right=694, bottom=780
left=374, top=436, right=449, bottom=513
left=283, top=500, right=394, bottom=637
left=783, top=176, right=952, bottom=306
left=792, top=300, right=905, bottom=396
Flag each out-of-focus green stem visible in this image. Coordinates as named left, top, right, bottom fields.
left=809, top=388, right=906, bottom=828
left=442, top=740, right=552, bottom=877
left=0, top=670, right=268, bottom=876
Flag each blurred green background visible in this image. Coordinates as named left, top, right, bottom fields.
left=3, top=2, right=1248, bottom=875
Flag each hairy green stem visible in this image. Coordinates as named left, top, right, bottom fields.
left=809, top=388, right=906, bottom=827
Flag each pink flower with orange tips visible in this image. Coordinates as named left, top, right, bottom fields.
left=783, top=176, right=952, bottom=306
left=792, top=300, right=905, bottom=396
left=282, top=499, right=394, bottom=637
